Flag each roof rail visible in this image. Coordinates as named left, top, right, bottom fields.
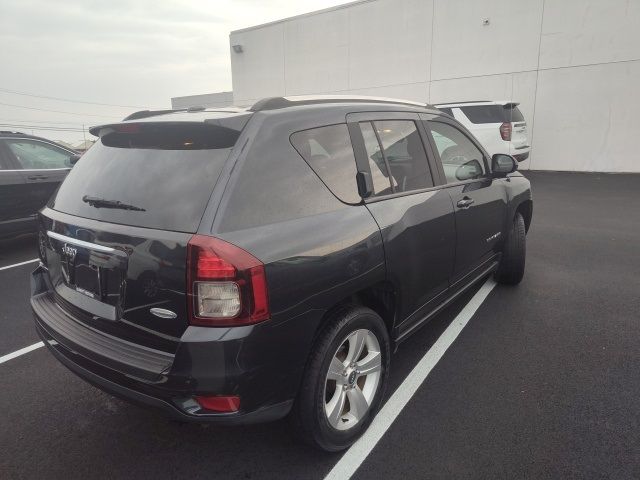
left=433, top=100, right=492, bottom=106
left=249, top=95, right=431, bottom=112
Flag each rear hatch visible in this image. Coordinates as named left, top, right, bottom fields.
left=458, top=103, right=529, bottom=153
left=38, top=117, right=248, bottom=354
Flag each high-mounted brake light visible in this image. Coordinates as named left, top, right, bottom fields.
left=186, top=235, right=270, bottom=326
left=114, top=123, right=141, bottom=134
left=499, top=122, right=512, bottom=141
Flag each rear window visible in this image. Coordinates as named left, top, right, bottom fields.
left=51, top=123, right=242, bottom=232
left=460, top=105, right=525, bottom=124
left=290, top=123, right=360, bottom=204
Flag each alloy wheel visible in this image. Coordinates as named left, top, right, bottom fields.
left=323, top=329, right=382, bottom=431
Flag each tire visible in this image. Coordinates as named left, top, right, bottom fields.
left=291, top=305, right=390, bottom=452
left=494, top=212, right=526, bottom=285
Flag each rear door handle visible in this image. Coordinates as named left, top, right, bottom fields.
left=457, top=197, right=475, bottom=209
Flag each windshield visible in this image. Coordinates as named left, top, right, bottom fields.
left=51, top=124, right=238, bottom=232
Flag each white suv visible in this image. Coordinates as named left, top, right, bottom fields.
left=434, top=101, right=530, bottom=162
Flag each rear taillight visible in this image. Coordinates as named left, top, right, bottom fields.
left=195, top=395, right=240, bottom=412
left=187, top=235, right=269, bottom=327
left=499, top=122, right=512, bottom=141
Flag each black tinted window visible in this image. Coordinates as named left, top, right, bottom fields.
left=359, top=122, right=394, bottom=196
left=438, top=107, right=453, bottom=117
left=429, top=122, right=486, bottom=183
left=52, top=123, right=239, bottom=232
left=509, top=107, right=525, bottom=123
left=460, top=105, right=525, bottom=124
left=290, top=124, right=360, bottom=204
left=218, top=125, right=342, bottom=233
left=373, top=120, right=433, bottom=193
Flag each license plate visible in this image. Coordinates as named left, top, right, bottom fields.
left=60, top=247, right=102, bottom=298
left=74, top=261, right=101, bottom=298
left=47, top=231, right=128, bottom=319
left=59, top=245, right=124, bottom=300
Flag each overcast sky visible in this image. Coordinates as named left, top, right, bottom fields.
left=0, top=0, right=351, bottom=144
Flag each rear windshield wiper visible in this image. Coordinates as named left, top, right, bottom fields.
left=82, top=195, right=146, bottom=211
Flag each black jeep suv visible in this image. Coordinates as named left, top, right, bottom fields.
left=31, top=96, right=532, bottom=451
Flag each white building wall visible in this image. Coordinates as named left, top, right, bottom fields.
left=347, top=0, right=432, bottom=91
left=230, top=24, right=286, bottom=102
left=283, top=7, right=350, bottom=95
left=230, top=0, right=640, bottom=172
left=430, top=0, right=543, bottom=80
left=171, top=91, right=233, bottom=109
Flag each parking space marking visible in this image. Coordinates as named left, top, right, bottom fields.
left=324, top=278, right=497, bottom=480
left=0, top=258, right=39, bottom=271
left=0, top=342, right=44, bottom=365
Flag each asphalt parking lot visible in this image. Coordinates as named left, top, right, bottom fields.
left=1, top=171, right=639, bottom=479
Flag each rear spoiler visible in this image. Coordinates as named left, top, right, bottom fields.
left=503, top=102, right=520, bottom=109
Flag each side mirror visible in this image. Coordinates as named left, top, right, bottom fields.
left=491, top=154, right=517, bottom=177
left=455, top=159, right=483, bottom=181
left=69, top=154, right=81, bottom=166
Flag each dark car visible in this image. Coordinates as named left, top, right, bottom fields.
left=0, top=131, right=77, bottom=239
left=31, top=96, right=532, bottom=451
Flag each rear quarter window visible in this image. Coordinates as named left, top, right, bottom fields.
left=217, top=121, right=346, bottom=233
left=290, top=124, right=360, bottom=204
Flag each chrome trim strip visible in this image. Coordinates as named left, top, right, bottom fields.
left=46, top=231, right=116, bottom=254
left=150, top=308, right=178, bottom=319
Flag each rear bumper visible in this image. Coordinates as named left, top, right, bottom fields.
left=31, top=265, right=301, bottom=425
left=36, top=321, right=292, bottom=424
left=511, top=144, right=530, bottom=162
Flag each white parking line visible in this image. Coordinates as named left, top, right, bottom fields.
left=0, top=342, right=44, bottom=365
left=0, top=258, right=39, bottom=271
left=324, top=278, right=497, bottom=480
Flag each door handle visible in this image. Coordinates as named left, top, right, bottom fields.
left=457, top=197, right=475, bottom=209
left=27, top=175, right=49, bottom=180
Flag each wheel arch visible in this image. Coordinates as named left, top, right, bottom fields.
left=314, top=281, right=398, bottom=344
left=515, top=199, right=533, bottom=233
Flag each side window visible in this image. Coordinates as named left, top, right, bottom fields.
left=428, top=122, right=486, bottom=183
left=5, top=139, right=72, bottom=169
left=359, top=122, right=395, bottom=196
left=438, top=107, right=453, bottom=117
left=374, top=120, right=433, bottom=193
left=0, top=145, right=9, bottom=169
left=290, top=124, right=360, bottom=204
left=358, top=120, right=433, bottom=196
